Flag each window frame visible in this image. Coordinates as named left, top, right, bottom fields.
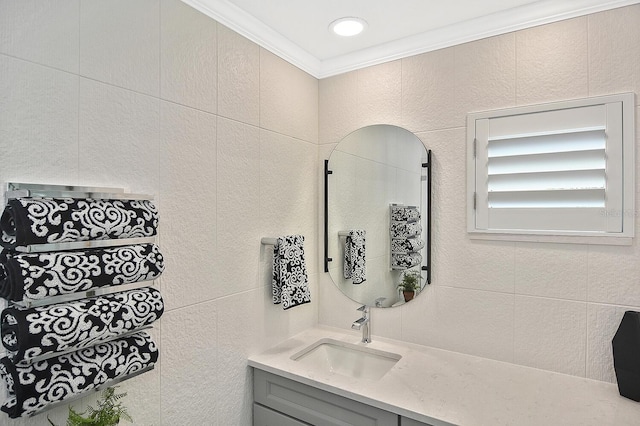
left=466, top=93, right=635, bottom=245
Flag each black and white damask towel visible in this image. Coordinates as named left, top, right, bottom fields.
left=0, top=243, right=164, bottom=303
left=0, top=198, right=158, bottom=250
left=343, top=230, right=366, bottom=285
left=391, top=238, right=425, bottom=254
left=272, top=235, right=310, bottom=310
left=391, top=253, right=423, bottom=269
left=389, top=221, right=422, bottom=239
left=390, top=206, right=420, bottom=222
left=1, top=286, right=163, bottom=365
left=0, top=330, right=158, bottom=418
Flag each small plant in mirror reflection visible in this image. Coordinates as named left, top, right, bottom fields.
left=398, top=269, right=422, bottom=292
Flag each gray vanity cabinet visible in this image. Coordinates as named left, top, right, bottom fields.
left=253, top=369, right=398, bottom=426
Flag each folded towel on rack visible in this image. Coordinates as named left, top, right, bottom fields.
left=390, top=221, right=422, bottom=239
left=343, top=230, right=366, bottom=285
left=1, top=286, right=163, bottom=365
left=0, top=198, right=158, bottom=250
left=0, top=330, right=158, bottom=418
left=391, top=253, right=423, bottom=269
left=391, top=237, right=425, bottom=254
left=272, top=235, right=310, bottom=310
left=390, top=206, right=421, bottom=222
left=0, top=243, right=164, bottom=303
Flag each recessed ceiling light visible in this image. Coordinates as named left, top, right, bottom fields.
left=329, top=17, right=367, bottom=37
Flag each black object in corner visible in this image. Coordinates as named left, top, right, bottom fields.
left=613, top=311, right=640, bottom=402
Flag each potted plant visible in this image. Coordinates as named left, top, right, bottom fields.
left=398, top=269, right=422, bottom=302
left=49, top=386, right=132, bottom=426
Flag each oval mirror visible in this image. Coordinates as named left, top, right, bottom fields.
left=324, top=125, right=431, bottom=308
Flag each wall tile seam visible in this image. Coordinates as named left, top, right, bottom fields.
left=432, top=284, right=624, bottom=306
left=0, top=51, right=80, bottom=78
left=258, top=126, right=321, bottom=147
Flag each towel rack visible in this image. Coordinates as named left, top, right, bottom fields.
left=261, top=237, right=278, bottom=245
left=338, top=231, right=350, bottom=237
left=0, top=182, right=163, bottom=420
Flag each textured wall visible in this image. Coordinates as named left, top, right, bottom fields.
left=0, top=0, right=318, bottom=425
left=319, top=4, right=640, bottom=384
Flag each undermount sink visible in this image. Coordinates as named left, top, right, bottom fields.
left=291, top=338, right=401, bottom=381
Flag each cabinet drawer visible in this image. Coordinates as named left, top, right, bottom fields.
left=254, top=403, right=310, bottom=426
left=254, top=369, right=398, bottom=426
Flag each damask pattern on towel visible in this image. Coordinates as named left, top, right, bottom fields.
left=390, top=206, right=420, bottom=222
left=0, top=331, right=158, bottom=418
left=391, top=238, right=425, bottom=254
left=0, top=198, right=158, bottom=250
left=272, top=235, right=311, bottom=310
left=0, top=244, right=164, bottom=302
left=391, top=252, right=423, bottom=269
left=389, top=221, right=422, bottom=239
left=344, top=230, right=366, bottom=284
left=1, top=287, right=163, bottom=365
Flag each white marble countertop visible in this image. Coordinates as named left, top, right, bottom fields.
left=248, top=326, right=640, bottom=426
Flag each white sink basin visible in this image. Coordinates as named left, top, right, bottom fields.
left=291, top=338, right=401, bottom=381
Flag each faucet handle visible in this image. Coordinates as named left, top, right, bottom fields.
left=357, top=305, right=367, bottom=312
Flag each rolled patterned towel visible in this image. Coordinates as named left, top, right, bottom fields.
left=1, top=286, right=163, bottom=365
left=391, top=238, right=425, bottom=254
left=0, top=244, right=164, bottom=303
left=391, top=253, right=423, bottom=269
left=389, top=221, right=422, bottom=239
left=0, top=330, right=158, bottom=418
left=390, top=206, right=420, bottom=222
left=0, top=198, right=158, bottom=250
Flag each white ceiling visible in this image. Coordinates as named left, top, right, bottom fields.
left=183, top=0, right=639, bottom=78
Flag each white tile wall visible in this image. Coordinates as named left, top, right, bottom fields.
left=401, top=48, right=457, bottom=133
left=160, top=0, right=217, bottom=113
left=514, top=296, right=587, bottom=377
left=217, top=25, right=260, bottom=125
left=320, top=3, right=640, bottom=384
left=515, top=17, right=589, bottom=105
left=0, top=0, right=318, bottom=424
left=159, top=101, right=217, bottom=309
left=260, top=50, right=318, bottom=143
left=0, top=55, right=79, bottom=187
left=80, top=0, right=160, bottom=96
left=0, top=0, right=79, bottom=73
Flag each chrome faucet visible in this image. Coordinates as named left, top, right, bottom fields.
left=351, top=305, right=371, bottom=343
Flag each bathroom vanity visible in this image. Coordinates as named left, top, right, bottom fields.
left=249, top=327, right=640, bottom=426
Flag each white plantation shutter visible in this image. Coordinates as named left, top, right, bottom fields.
left=468, top=94, right=634, bottom=241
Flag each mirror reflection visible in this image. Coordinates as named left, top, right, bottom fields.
left=325, top=125, right=431, bottom=308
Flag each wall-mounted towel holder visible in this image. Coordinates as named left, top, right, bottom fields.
left=3, top=183, right=159, bottom=308
left=0, top=182, right=163, bottom=419
left=261, top=237, right=278, bottom=245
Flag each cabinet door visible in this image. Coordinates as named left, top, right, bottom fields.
left=253, top=403, right=310, bottom=426
left=254, top=369, right=398, bottom=426
left=401, top=416, right=434, bottom=426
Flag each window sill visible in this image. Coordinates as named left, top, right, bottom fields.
left=468, top=231, right=632, bottom=246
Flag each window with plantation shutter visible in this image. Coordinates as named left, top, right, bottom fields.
left=467, top=93, right=635, bottom=244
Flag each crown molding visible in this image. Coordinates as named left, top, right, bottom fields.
left=182, top=0, right=321, bottom=74
left=183, top=0, right=640, bottom=79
